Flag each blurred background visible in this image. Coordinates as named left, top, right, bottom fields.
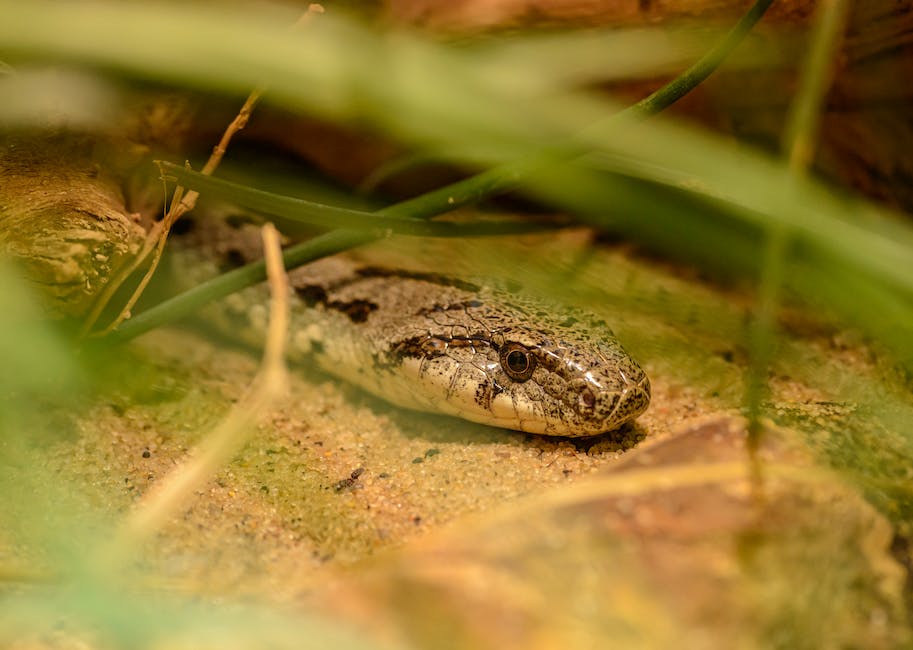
left=1, top=1, right=913, bottom=647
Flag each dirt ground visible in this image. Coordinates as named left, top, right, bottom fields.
left=14, top=230, right=909, bottom=648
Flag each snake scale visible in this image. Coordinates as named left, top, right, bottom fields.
left=176, top=215, right=651, bottom=437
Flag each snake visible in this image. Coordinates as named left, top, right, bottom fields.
left=176, top=214, right=651, bottom=438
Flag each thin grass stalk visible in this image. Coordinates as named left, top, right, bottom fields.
left=745, top=0, right=853, bottom=442
left=107, top=0, right=774, bottom=342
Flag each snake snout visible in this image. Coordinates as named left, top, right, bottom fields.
left=607, top=372, right=651, bottom=427
left=589, top=363, right=650, bottom=430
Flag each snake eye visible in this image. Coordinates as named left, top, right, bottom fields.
left=500, top=343, right=536, bottom=382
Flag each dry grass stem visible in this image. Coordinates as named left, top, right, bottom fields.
left=87, top=4, right=324, bottom=337
left=94, top=85, right=263, bottom=337
left=103, top=223, right=289, bottom=566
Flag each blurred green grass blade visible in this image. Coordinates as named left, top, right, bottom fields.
left=525, top=163, right=766, bottom=272
left=465, top=25, right=786, bottom=92
left=0, top=2, right=584, bottom=163
left=0, top=0, right=764, bottom=166
left=162, top=162, right=549, bottom=237
left=746, top=0, right=851, bottom=427
left=3, top=1, right=913, bottom=365
left=781, top=0, right=851, bottom=167
left=0, top=0, right=834, bottom=254
left=0, top=586, right=380, bottom=650
left=217, top=156, right=381, bottom=211
left=526, top=161, right=913, bottom=367
left=0, top=1, right=783, bottom=218
left=163, top=162, right=434, bottom=233
left=5, top=0, right=911, bottom=364
left=0, top=262, right=79, bottom=394
left=0, top=264, right=102, bottom=586
left=0, top=67, right=119, bottom=128
left=584, top=139, right=913, bottom=297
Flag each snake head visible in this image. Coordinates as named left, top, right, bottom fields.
left=481, top=324, right=651, bottom=436
left=387, top=300, right=650, bottom=437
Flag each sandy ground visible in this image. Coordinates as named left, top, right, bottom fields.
left=6, top=232, right=912, bottom=647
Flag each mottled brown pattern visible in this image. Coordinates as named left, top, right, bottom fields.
left=294, top=284, right=378, bottom=324
left=178, top=214, right=650, bottom=436
left=356, top=266, right=482, bottom=294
